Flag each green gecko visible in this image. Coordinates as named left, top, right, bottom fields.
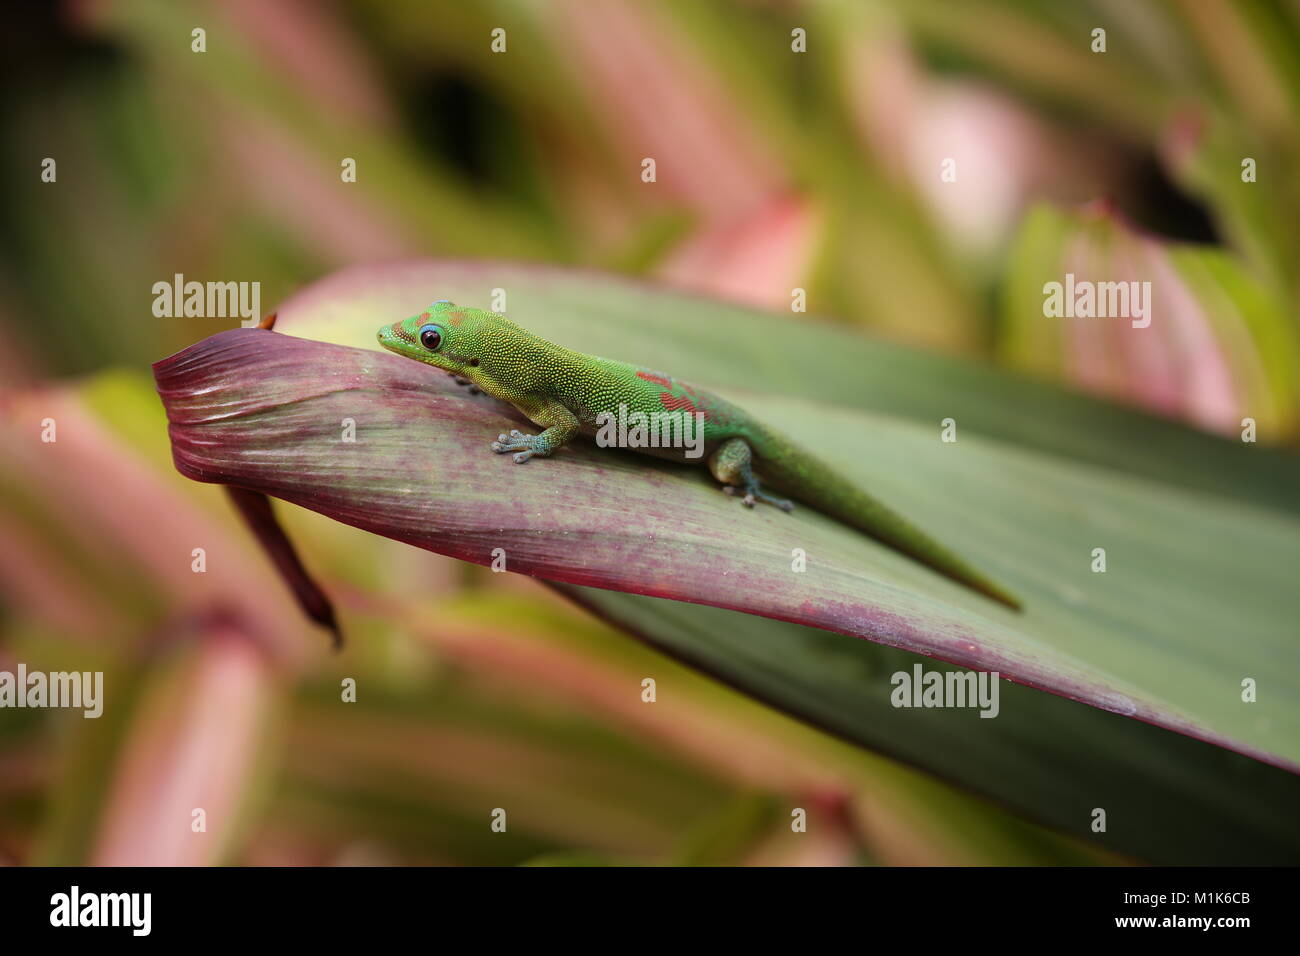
left=377, top=301, right=1022, bottom=610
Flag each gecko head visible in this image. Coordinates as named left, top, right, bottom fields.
left=376, top=300, right=511, bottom=381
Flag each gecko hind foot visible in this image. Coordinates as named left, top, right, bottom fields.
left=711, top=437, right=792, bottom=514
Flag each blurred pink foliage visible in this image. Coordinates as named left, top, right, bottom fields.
left=92, top=628, right=274, bottom=866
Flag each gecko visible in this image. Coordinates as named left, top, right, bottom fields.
left=377, top=300, right=1022, bottom=610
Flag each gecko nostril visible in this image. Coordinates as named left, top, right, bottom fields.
left=469, top=358, right=479, bottom=367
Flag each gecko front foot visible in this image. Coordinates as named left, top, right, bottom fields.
left=492, top=429, right=542, bottom=463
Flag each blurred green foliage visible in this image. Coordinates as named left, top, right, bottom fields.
left=3, top=0, right=1299, bottom=865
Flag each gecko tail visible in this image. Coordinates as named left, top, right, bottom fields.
left=755, top=437, right=1024, bottom=612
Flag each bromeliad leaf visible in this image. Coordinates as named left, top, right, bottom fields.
left=152, top=261, right=1300, bottom=862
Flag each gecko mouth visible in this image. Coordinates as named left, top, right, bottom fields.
left=386, top=320, right=419, bottom=346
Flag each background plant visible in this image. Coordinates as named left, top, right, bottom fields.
left=2, top=0, right=1298, bottom=865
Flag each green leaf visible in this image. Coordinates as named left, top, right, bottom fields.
left=154, top=260, right=1300, bottom=863
left=561, top=586, right=1295, bottom=865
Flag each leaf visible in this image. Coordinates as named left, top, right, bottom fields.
left=153, top=260, right=1300, bottom=862
left=268, top=259, right=1300, bottom=514
left=560, top=586, right=1297, bottom=865
left=1000, top=202, right=1300, bottom=438
left=224, top=488, right=341, bottom=648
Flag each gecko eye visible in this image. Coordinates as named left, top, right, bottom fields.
left=418, top=324, right=443, bottom=350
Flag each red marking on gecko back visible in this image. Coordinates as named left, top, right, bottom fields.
left=661, top=393, right=698, bottom=414
left=663, top=392, right=716, bottom=423
left=638, top=369, right=715, bottom=422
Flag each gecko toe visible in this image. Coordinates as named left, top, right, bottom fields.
left=493, top=430, right=544, bottom=456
